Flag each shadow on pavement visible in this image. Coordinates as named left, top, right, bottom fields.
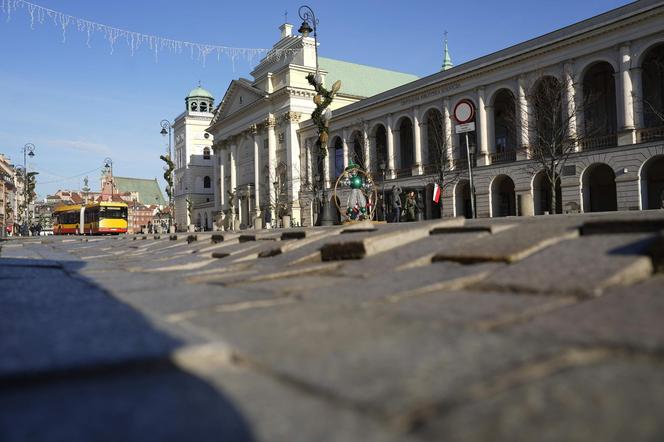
left=0, top=257, right=256, bottom=442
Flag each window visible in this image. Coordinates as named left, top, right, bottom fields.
left=190, top=102, right=198, bottom=112
left=203, top=147, right=210, bottom=160
left=200, top=102, right=208, bottom=112
left=203, top=176, right=211, bottom=188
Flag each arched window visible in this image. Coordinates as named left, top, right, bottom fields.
left=583, top=62, right=617, bottom=136
left=425, top=109, right=444, bottom=166
left=493, top=89, right=517, bottom=152
left=203, top=176, right=211, bottom=188
left=531, top=76, right=563, bottom=153
left=190, top=101, right=198, bottom=112
left=642, top=44, right=664, bottom=128
left=203, top=147, right=210, bottom=160
left=200, top=102, right=208, bottom=112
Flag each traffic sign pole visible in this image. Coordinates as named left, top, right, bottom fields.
left=465, top=132, right=476, bottom=219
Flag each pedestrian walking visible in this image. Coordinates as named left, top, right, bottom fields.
left=405, top=191, right=416, bottom=222
left=391, top=185, right=402, bottom=223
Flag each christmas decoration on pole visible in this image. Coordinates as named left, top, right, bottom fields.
left=1, top=0, right=299, bottom=65
left=333, top=162, right=377, bottom=223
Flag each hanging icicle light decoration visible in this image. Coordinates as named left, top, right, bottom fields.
left=0, top=0, right=300, bottom=65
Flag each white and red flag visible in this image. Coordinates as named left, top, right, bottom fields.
left=433, top=183, right=441, bottom=203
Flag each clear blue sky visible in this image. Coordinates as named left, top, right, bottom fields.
left=0, top=0, right=631, bottom=199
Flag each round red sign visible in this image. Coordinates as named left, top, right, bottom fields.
left=453, top=99, right=475, bottom=124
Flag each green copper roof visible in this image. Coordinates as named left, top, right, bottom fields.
left=318, top=57, right=419, bottom=98
left=114, top=177, right=166, bottom=206
left=187, top=86, right=214, bottom=99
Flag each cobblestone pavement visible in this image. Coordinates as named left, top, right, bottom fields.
left=2, top=211, right=664, bottom=441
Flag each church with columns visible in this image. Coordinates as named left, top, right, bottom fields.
left=197, top=0, right=664, bottom=229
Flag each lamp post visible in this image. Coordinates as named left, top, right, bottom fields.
left=104, top=157, right=113, bottom=200
left=22, top=143, right=35, bottom=227
left=298, top=5, right=336, bottom=226
left=160, top=119, right=174, bottom=232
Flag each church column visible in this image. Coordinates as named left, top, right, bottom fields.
left=219, top=144, right=226, bottom=211
left=413, top=106, right=423, bottom=175
left=443, top=98, right=454, bottom=170
left=477, top=87, right=489, bottom=166
left=284, top=111, right=302, bottom=223
left=252, top=125, right=261, bottom=224
left=618, top=43, right=636, bottom=145
left=362, top=121, right=371, bottom=172
left=266, top=115, right=277, bottom=222
left=229, top=140, right=238, bottom=228
left=386, top=114, right=396, bottom=179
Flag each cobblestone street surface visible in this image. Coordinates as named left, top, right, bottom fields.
left=2, top=211, right=664, bottom=441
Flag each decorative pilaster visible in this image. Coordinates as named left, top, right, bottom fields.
left=443, top=98, right=454, bottom=169
left=517, top=76, right=530, bottom=159
left=413, top=107, right=423, bottom=175
left=618, top=43, right=636, bottom=145
left=386, top=114, right=396, bottom=179
left=574, top=80, right=585, bottom=143
left=362, top=121, right=371, bottom=172
left=477, top=87, right=489, bottom=166
left=342, top=128, right=349, bottom=168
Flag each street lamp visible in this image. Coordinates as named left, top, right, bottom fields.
left=103, top=157, right=113, bottom=199
left=22, top=143, right=35, bottom=227
left=298, top=5, right=336, bottom=226
left=160, top=119, right=175, bottom=232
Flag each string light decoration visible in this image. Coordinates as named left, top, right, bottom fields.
left=1, top=0, right=299, bottom=65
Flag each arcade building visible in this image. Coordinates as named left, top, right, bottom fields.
left=177, top=0, right=664, bottom=229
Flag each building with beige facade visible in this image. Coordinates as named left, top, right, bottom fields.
left=202, top=0, right=664, bottom=229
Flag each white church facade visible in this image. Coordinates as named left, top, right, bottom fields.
left=188, top=0, right=664, bottom=230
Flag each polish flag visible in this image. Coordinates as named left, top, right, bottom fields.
left=433, top=183, right=441, bottom=203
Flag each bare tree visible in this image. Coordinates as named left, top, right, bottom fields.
left=259, top=161, right=289, bottom=227
left=513, top=74, right=597, bottom=214
left=425, top=111, right=460, bottom=214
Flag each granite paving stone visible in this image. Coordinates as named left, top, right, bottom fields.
left=432, top=222, right=579, bottom=264
left=3, top=210, right=664, bottom=441
left=510, top=275, right=664, bottom=351
left=478, top=233, right=658, bottom=296
left=417, top=358, right=664, bottom=442
left=181, top=299, right=567, bottom=417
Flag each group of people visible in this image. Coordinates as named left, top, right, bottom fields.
left=389, top=185, right=422, bottom=223
left=4, top=222, right=43, bottom=237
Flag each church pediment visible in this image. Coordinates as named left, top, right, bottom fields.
left=213, top=79, right=266, bottom=122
